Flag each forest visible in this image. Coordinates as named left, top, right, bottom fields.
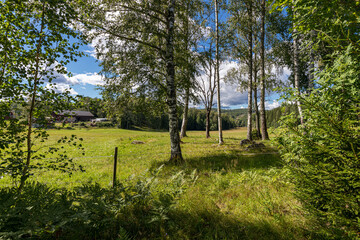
left=0, top=0, right=359, bottom=239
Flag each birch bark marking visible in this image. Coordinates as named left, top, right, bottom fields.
left=253, top=63, right=261, bottom=138
left=180, top=3, right=190, bottom=139
left=215, top=0, right=224, bottom=145
left=166, top=0, right=183, bottom=163
left=292, top=1, right=304, bottom=125
left=260, top=0, right=269, bottom=140
left=246, top=1, right=253, bottom=141
left=180, top=88, right=189, bottom=138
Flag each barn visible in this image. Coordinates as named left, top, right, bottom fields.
left=52, top=111, right=94, bottom=122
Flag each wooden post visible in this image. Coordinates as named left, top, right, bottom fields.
left=113, top=147, right=118, bottom=188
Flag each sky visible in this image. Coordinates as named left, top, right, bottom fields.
left=55, top=39, right=289, bottom=110
left=52, top=3, right=291, bottom=111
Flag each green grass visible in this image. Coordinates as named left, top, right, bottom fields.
left=0, top=127, right=328, bottom=239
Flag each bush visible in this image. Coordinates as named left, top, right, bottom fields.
left=276, top=47, right=360, bottom=238
left=96, top=121, right=115, bottom=128
left=0, top=168, right=194, bottom=239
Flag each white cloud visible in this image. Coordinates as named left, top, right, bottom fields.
left=265, top=100, right=281, bottom=110
left=194, top=60, right=249, bottom=108
left=69, top=72, right=104, bottom=86
left=50, top=71, right=79, bottom=85
left=44, top=65, right=103, bottom=87
left=46, top=83, right=78, bottom=95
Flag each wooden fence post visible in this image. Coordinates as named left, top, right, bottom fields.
left=113, top=147, right=118, bottom=188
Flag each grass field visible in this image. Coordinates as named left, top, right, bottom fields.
left=0, top=127, right=328, bottom=239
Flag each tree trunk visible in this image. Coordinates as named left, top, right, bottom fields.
left=206, top=44, right=215, bottom=139
left=180, top=88, right=189, bottom=138
left=206, top=108, right=211, bottom=138
left=260, top=0, right=269, bottom=140
left=215, top=0, right=224, bottom=145
left=166, top=0, right=183, bottom=163
left=246, top=1, right=253, bottom=141
left=180, top=1, right=190, bottom=139
left=309, top=51, right=315, bottom=91
left=253, top=69, right=261, bottom=139
left=292, top=1, right=304, bottom=125
left=308, top=31, right=315, bottom=93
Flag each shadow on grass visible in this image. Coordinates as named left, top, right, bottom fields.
left=151, top=152, right=282, bottom=173
left=166, top=207, right=326, bottom=240
left=0, top=182, right=330, bottom=240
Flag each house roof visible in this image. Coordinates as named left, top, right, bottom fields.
left=56, top=111, right=94, bottom=117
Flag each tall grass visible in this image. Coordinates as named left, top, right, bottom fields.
left=0, top=128, right=331, bottom=239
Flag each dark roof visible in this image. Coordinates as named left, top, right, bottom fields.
left=56, top=111, right=94, bottom=117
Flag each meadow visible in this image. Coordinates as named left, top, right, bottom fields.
left=0, top=127, right=329, bottom=239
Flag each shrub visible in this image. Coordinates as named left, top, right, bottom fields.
left=96, top=121, right=115, bottom=128
left=0, top=167, right=194, bottom=239
left=276, top=47, right=360, bottom=238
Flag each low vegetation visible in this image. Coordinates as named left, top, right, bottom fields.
left=0, top=128, right=336, bottom=239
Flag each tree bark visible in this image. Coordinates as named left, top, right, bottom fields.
left=205, top=109, right=211, bottom=138
left=292, top=1, right=304, bottom=125
left=205, top=46, right=214, bottom=139
left=308, top=31, right=315, bottom=93
left=253, top=68, right=261, bottom=139
left=180, top=0, right=190, bottom=139
left=166, top=0, right=183, bottom=163
left=180, top=88, right=189, bottom=138
left=215, top=0, right=224, bottom=145
left=246, top=1, right=253, bottom=141
left=260, top=0, right=269, bottom=140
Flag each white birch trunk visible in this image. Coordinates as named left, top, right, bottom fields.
left=166, top=0, right=183, bottom=163
left=260, top=0, right=269, bottom=140
left=246, top=1, right=253, bottom=141
left=215, top=0, right=224, bottom=144
left=292, top=1, right=304, bottom=125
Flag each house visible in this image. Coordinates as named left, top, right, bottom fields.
left=52, top=111, right=94, bottom=122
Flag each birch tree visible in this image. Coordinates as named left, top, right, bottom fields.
left=0, top=0, right=85, bottom=191
left=227, top=0, right=255, bottom=140
left=197, top=41, right=216, bottom=138
left=81, top=0, right=203, bottom=163
left=292, top=1, right=304, bottom=125
left=214, top=0, right=224, bottom=144
left=260, top=0, right=269, bottom=140
left=180, top=0, right=203, bottom=139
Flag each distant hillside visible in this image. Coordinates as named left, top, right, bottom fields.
left=221, top=105, right=299, bottom=128
left=222, top=108, right=248, bottom=116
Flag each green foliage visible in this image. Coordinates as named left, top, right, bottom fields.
left=0, top=0, right=85, bottom=188
left=266, top=104, right=298, bottom=128
left=276, top=47, right=360, bottom=238
left=186, top=108, right=239, bottom=131
left=77, top=96, right=107, bottom=118
left=0, top=167, right=193, bottom=240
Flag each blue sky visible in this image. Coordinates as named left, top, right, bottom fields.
left=62, top=44, right=102, bottom=98
left=55, top=5, right=289, bottom=111
left=58, top=41, right=287, bottom=110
